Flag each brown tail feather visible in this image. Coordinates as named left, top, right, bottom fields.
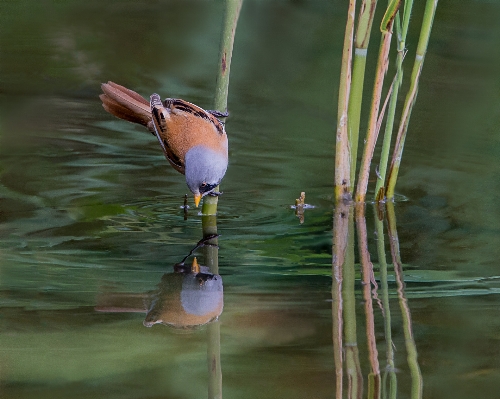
left=100, top=94, right=143, bottom=125
left=106, top=81, right=149, bottom=107
left=100, top=81, right=152, bottom=128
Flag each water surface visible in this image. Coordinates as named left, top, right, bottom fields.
left=0, top=1, right=499, bottom=398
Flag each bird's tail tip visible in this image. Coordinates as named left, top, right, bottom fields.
left=100, top=81, right=151, bottom=128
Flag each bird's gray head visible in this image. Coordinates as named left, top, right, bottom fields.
left=185, top=145, right=228, bottom=206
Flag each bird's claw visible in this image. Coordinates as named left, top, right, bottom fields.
left=207, top=110, right=229, bottom=118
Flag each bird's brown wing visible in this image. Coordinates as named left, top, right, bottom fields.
left=150, top=94, right=185, bottom=174
left=168, top=99, right=226, bottom=136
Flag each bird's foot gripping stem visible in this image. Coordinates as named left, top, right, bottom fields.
left=207, top=110, right=229, bottom=118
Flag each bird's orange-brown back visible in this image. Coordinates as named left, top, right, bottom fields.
left=158, top=98, right=228, bottom=167
left=100, top=82, right=228, bottom=175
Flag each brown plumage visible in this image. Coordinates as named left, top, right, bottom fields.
left=99, top=81, right=229, bottom=206
left=100, top=81, right=227, bottom=173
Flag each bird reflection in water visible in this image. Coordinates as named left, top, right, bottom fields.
left=95, top=236, right=223, bottom=329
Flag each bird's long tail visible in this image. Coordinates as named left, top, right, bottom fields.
left=100, top=81, right=153, bottom=130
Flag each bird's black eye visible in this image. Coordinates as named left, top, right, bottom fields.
left=199, top=183, right=218, bottom=194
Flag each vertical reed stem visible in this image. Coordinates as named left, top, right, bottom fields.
left=202, top=0, right=243, bottom=215
left=374, top=0, right=415, bottom=200
left=355, top=203, right=381, bottom=398
left=205, top=4, right=243, bottom=398
left=374, top=205, right=397, bottom=398
left=332, top=203, right=349, bottom=399
left=348, top=0, right=378, bottom=189
left=386, top=0, right=438, bottom=198
left=332, top=202, right=360, bottom=398
left=374, top=11, right=405, bottom=200
left=207, top=320, right=223, bottom=399
left=386, top=202, right=423, bottom=398
left=213, top=0, right=243, bottom=113
left=334, top=0, right=356, bottom=201
left=355, top=7, right=398, bottom=203
left=341, top=207, right=363, bottom=398
left=204, top=215, right=221, bottom=399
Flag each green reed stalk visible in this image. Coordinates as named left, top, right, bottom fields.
left=355, top=0, right=400, bottom=203
left=386, top=202, right=423, bottom=399
left=204, top=215, right=222, bottom=399
left=374, top=205, right=397, bottom=399
left=332, top=204, right=364, bottom=398
left=213, top=0, right=242, bottom=113
left=332, top=202, right=350, bottom=399
left=332, top=208, right=349, bottom=399
left=202, top=215, right=219, bottom=273
left=348, top=0, right=378, bottom=189
left=205, top=4, right=242, bottom=399
left=203, top=215, right=222, bottom=399
left=202, top=0, right=243, bottom=215
left=331, top=267, right=343, bottom=399
left=356, top=203, right=381, bottom=398
left=386, top=0, right=438, bottom=199
left=334, top=0, right=356, bottom=202
left=341, top=208, right=363, bottom=398
left=207, top=320, right=222, bottom=399
left=374, top=0, right=415, bottom=201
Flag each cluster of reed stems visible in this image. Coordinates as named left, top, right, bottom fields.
left=335, top=0, right=438, bottom=203
left=332, top=201, right=423, bottom=399
left=332, top=5, right=436, bottom=394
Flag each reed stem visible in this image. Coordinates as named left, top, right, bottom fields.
left=374, top=205, right=398, bottom=399
left=203, top=214, right=221, bottom=399
left=375, top=0, right=413, bottom=201
left=374, top=0, right=414, bottom=200
left=355, top=2, right=400, bottom=203
left=356, top=203, right=381, bottom=398
left=386, top=202, right=423, bottom=398
left=213, top=0, right=242, bottom=113
left=207, top=320, right=222, bottom=399
left=374, top=11, right=400, bottom=200
left=202, top=0, right=242, bottom=214
left=334, top=0, right=356, bottom=201
left=348, top=0, right=378, bottom=189
left=341, top=208, right=363, bottom=397
left=386, top=0, right=438, bottom=198
left=204, top=4, right=242, bottom=399
left=332, top=201, right=359, bottom=399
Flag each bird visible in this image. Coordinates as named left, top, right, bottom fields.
left=99, top=81, right=228, bottom=207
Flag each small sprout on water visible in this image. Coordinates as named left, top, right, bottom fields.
left=291, top=192, right=315, bottom=224
left=295, top=192, right=306, bottom=224
left=296, top=192, right=306, bottom=207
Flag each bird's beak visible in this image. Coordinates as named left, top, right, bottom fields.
left=194, top=193, right=202, bottom=207
left=191, top=257, right=200, bottom=274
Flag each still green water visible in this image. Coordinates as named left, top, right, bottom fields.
left=0, top=1, right=499, bottom=398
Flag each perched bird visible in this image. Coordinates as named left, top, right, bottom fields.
left=99, top=81, right=228, bottom=206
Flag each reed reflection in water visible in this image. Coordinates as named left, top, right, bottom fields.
left=332, top=201, right=422, bottom=399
